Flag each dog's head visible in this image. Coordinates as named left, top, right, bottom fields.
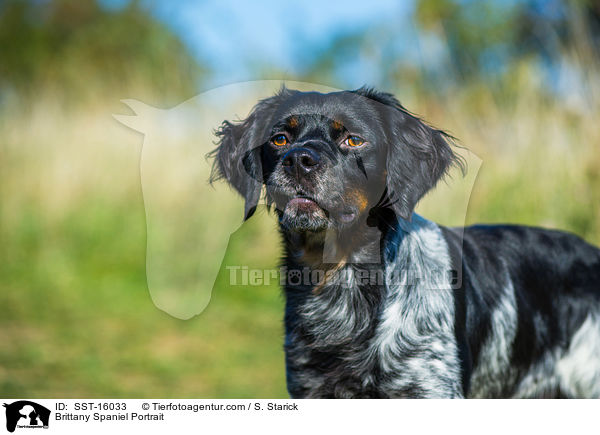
left=211, top=87, right=462, bottom=235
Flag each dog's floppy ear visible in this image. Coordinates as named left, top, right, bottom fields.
left=354, top=88, right=464, bottom=220
left=210, top=96, right=280, bottom=220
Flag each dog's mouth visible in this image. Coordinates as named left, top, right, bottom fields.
left=284, top=195, right=327, bottom=217
left=269, top=184, right=362, bottom=231
left=273, top=192, right=329, bottom=231
left=281, top=192, right=361, bottom=229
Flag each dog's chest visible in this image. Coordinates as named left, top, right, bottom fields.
left=284, top=217, right=464, bottom=398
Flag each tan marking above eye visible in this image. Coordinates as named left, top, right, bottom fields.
left=332, top=120, right=343, bottom=130
left=288, top=117, right=298, bottom=128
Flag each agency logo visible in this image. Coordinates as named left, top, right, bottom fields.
left=3, top=401, right=50, bottom=433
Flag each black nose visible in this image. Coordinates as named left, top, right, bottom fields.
left=282, top=147, right=321, bottom=177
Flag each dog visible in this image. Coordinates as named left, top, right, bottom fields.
left=210, top=87, right=600, bottom=398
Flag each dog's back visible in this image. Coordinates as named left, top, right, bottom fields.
left=452, top=225, right=600, bottom=398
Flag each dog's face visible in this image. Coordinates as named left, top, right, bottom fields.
left=211, top=88, right=460, bottom=236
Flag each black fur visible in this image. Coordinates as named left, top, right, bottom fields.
left=211, top=87, right=600, bottom=398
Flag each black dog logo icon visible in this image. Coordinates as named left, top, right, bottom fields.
left=3, top=401, right=50, bottom=432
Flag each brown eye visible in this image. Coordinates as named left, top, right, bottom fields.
left=272, top=134, right=288, bottom=146
left=345, top=136, right=365, bottom=147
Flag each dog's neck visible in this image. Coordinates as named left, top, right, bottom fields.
left=281, top=208, right=399, bottom=271
left=281, top=212, right=457, bottom=354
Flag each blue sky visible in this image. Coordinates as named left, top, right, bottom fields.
left=101, top=0, right=413, bottom=88
left=99, top=0, right=576, bottom=96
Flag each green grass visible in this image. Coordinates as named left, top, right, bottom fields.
left=0, top=195, right=287, bottom=398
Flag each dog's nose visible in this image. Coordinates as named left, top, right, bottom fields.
left=282, top=147, right=321, bottom=177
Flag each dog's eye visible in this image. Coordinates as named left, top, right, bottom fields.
left=271, top=134, right=288, bottom=146
left=345, top=136, right=365, bottom=147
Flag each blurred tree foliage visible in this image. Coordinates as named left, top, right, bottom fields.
left=300, top=0, right=600, bottom=98
left=0, top=0, right=204, bottom=106
left=414, top=0, right=600, bottom=79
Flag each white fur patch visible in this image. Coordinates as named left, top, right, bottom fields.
left=469, top=277, right=518, bottom=398
left=557, top=313, right=600, bottom=398
left=372, top=214, right=463, bottom=397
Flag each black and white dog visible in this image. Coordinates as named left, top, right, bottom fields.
left=211, top=87, right=600, bottom=398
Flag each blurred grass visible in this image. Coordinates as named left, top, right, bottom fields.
left=0, top=100, right=287, bottom=398
left=0, top=185, right=287, bottom=398
left=1, top=63, right=600, bottom=399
